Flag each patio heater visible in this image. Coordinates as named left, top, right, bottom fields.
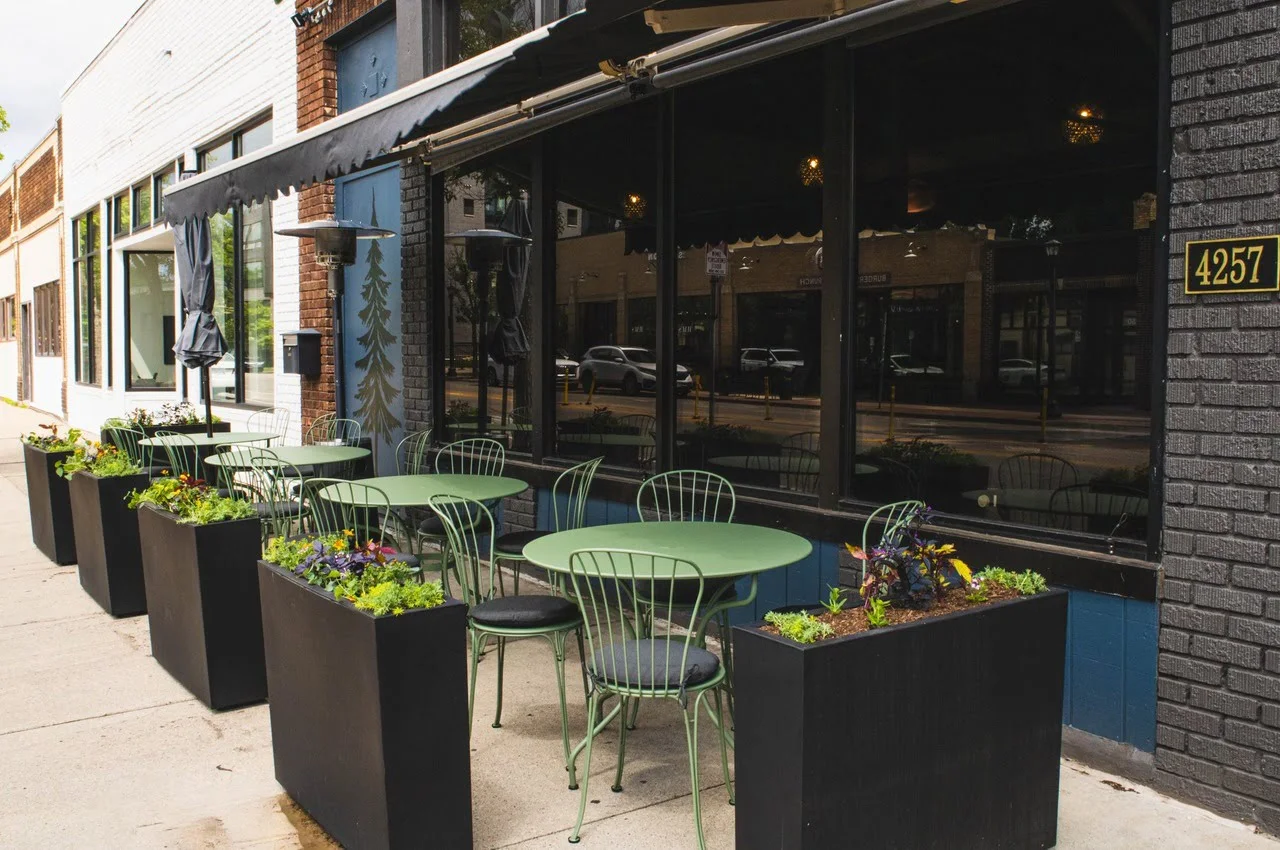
left=274, top=219, right=394, bottom=418
left=1043, top=239, right=1062, bottom=420
left=444, top=228, right=531, bottom=437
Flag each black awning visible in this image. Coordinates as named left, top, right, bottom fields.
left=164, top=0, right=684, bottom=223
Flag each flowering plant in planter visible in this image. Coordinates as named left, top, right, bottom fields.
left=127, top=474, right=256, bottom=524
left=264, top=533, right=444, bottom=617
left=21, top=423, right=83, bottom=451
left=764, top=505, right=1050, bottom=643
left=56, top=441, right=143, bottom=479
left=102, top=402, right=219, bottom=431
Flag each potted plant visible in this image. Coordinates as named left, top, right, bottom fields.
left=101, top=401, right=228, bottom=441
left=865, top=436, right=990, bottom=513
left=258, top=535, right=472, bottom=849
left=131, top=475, right=263, bottom=710
left=60, top=441, right=149, bottom=616
left=21, top=423, right=82, bottom=564
left=734, top=507, right=1067, bottom=850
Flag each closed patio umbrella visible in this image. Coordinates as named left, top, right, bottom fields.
left=171, top=179, right=227, bottom=438
left=491, top=199, right=532, bottom=425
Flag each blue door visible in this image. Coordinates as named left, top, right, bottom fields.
left=337, top=19, right=402, bottom=474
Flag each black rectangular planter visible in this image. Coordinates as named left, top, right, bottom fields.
left=139, top=505, right=265, bottom=710
left=104, top=421, right=231, bottom=440
left=734, top=589, right=1068, bottom=850
left=69, top=470, right=151, bottom=617
left=23, top=443, right=77, bottom=565
left=258, top=562, right=473, bottom=849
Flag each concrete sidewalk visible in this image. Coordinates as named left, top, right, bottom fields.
left=0, top=400, right=1273, bottom=849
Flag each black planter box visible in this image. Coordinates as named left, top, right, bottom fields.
left=139, top=505, right=265, bottom=710
left=104, top=421, right=231, bottom=440
left=23, top=443, right=77, bottom=565
left=69, top=470, right=151, bottom=617
left=734, top=589, right=1068, bottom=850
left=258, top=562, right=473, bottom=849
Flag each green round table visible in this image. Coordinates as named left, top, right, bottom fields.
left=557, top=433, right=655, bottom=447
left=318, top=474, right=528, bottom=508
left=139, top=431, right=281, bottom=448
left=522, top=520, right=812, bottom=579
left=203, top=445, right=370, bottom=469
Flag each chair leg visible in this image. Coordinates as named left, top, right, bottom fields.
left=612, top=696, right=630, bottom=793
left=683, top=697, right=708, bottom=850
left=575, top=628, right=590, bottom=704
left=551, top=632, right=573, bottom=773
left=493, top=637, right=507, bottom=728
left=710, top=687, right=735, bottom=805
left=569, top=691, right=600, bottom=844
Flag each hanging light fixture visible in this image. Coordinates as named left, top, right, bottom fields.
left=624, top=193, right=647, bottom=219
left=1064, top=104, right=1104, bottom=145
left=799, top=156, right=823, bottom=187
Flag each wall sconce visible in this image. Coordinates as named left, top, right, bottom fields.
left=1064, top=104, right=1103, bottom=145
left=292, top=0, right=335, bottom=29
left=624, top=193, right=647, bottom=219
left=799, top=156, right=823, bottom=187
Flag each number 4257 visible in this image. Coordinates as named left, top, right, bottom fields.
left=1195, top=245, right=1265, bottom=286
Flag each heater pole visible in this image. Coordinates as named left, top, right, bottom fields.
left=330, top=267, right=346, bottom=419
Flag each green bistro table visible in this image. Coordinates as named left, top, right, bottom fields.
left=705, top=456, right=878, bottom=476
left=962, top=488, right=1150, bottom=517
left=139, top=431, right=282, bottom=449
left=203, top=445, right=370, bottom=471
left=556, top=433, right=655, bottom=447
left=318, top=474, right=528, bottom=507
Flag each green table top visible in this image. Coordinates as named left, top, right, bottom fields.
left=319, top=474, right=528, bottom=508
left=139, top=431, right=280, bottom=447
left=522, top=521, right=813, bottom=579
left=706, top=456, right=880, bottom=476
left=962, top=488, right=1149, bottom=517
left=203, top=445, right=369, bottom=468
left=448, top=422, right=533, bottom=432
left=557, top=433, right=655, bottom=447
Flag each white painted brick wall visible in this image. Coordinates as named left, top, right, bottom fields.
left=61, top=0, right=300, bottom=438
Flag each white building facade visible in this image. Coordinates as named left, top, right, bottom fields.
left=61, top=0, right=301, bottom=440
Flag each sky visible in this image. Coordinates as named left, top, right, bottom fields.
left=0, top=0, right=142, bottom=169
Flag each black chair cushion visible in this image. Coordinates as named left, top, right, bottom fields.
left=384, top=551, right=419, bottom=570
left=647, top=576, right=740, bottom=607
left=494, top=529, right=551, bottom=556
left=589, top=640, right=720, bottom=690
left=254, top=501, right=303, bottom=519
left=469, top=595, right=581, bottom=629
left=418, top=512, right=492, bottom=537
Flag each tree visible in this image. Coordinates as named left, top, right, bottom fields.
left=353, top=203, right=402, bottom=444
left=0, top=105, right=9, bottom=163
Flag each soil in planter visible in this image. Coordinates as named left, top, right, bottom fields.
left=766, top=584, right=1022, bottom=639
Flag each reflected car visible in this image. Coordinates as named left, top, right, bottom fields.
left=997, top=358, right=1067, bottom=388
left=740, top=347, right=805, bottom=373
left=887, top=354, right=944, bottom=376
left=486, top=350, right=578, bottom=386
left=576, top=345, right=694, bottom=396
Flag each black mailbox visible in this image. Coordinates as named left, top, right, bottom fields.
left=281, top=329, right=322, bottom=377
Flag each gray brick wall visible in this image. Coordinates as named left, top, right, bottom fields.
left=401, top=158, right=432, bottom=433
left=1157, top=0, right=1280, bottom=833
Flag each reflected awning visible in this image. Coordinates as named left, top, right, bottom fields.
left=164, top=0, right=690, bottom=223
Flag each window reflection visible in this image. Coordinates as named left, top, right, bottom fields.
left=850, top=0, right=1156, bottom=541
left=125, top=253, right=176, bottom=389
left=459, top=0, right=534, bottom=60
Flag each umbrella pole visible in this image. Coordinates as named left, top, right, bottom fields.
left=202, top=366, right=213, bottom=438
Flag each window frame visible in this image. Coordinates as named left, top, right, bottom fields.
left=33, top=282, right=61, bottom=357
left=153, top=164, right=177, bottom=221
left=72, top=207, right=100, bottom=385
left=132, top=180, right=153, bottom=231
left=0, top=296, right=15, bottom=341
left=123, top=251, right=177, bottom=392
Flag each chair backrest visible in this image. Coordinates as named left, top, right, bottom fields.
left=435, top=437, right=506, bottom=476
left=637, top=469, right=735, bottom=523
left=303, top=412, right=336, bottom=444
left=396, top=429, right=434, bottom=474
left=1050, top=483, right=1147, bottom=535
left=567, top=549, right=708, bottom=696
left=301, top=477, right=391, bottom=544
left=244, top=456, right=303, bottom=543
left=773, top=448, right=819, bottom=494
left=781, top=431, right=820, bottom=455
left=618, top=414, right=656, bottom=469
left=855, top=454, right=920, bottom=501
left=860, top=500, right=927, bottom=579
left=107, top=426, right=152, bottom=470
left=997, top=452, right=1078, bottom=490
left=552, top=456, right=604, bottom=532
left=427, top=495, right=497, bottom=607
left=247, top=407, right=291, bottom=443
left=154, top=430, right=201, bottom=480
left=213, top=445, right=279, bottom=495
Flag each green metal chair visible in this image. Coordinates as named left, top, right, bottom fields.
left=106, top=426, right=164, bottom=478
left=208, top=444, right=275, bottom=496
left=565, top=549, right=733, bottom=849
left=493, top=456, right=603, bottom=594
left=415, top=438, right=506, bottom=556
left=153, top=430, right=202, bottom=481
left=395, top=428, right=434, bottom=474
left=301, top=416, right=363, bottom=478
left=242, top=455, right=305, bottom=548
left=300, top=478, right=415, bottom=564
left=859, top=499, right=927, bottom=581
left=246, top=407, right=291, bottom=445
left=428, top=494, right=585, bottom=776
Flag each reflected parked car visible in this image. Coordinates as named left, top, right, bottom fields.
left=998, top=358, right=1067, bottom=388
left=740, top=347, right=805, bottom=373
left=887, top=354, right=944, bottom=376
left=577, top=346, right=694, bottom=396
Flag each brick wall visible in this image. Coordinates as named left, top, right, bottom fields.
left=1156, top=0, right=1280, bottom=833
left=17, top=150, right=56, bottom=225
left=0, top=190, right=11, bottom=241
left=295, top=0, right=387, bottom=433
left=401, top=159, right=433, bottom=431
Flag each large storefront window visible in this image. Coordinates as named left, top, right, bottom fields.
left=553, top=100, right=658, bottom=471
left=849, top=0, right=1157, bottom=542
left=458, top=0, right=535, bottom=60
left=201, top=118, right=274, bottom=405
left=124, top=252, right=176, bottom=390
left=72, top=209, right=100, bottom=385
left=675, top=50, right=824, bottom=495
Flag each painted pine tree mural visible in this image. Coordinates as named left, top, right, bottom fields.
left=354, top=201, right=402, bottom=445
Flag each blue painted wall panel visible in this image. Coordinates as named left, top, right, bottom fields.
left=527, top=489, right=1158, bottom=751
